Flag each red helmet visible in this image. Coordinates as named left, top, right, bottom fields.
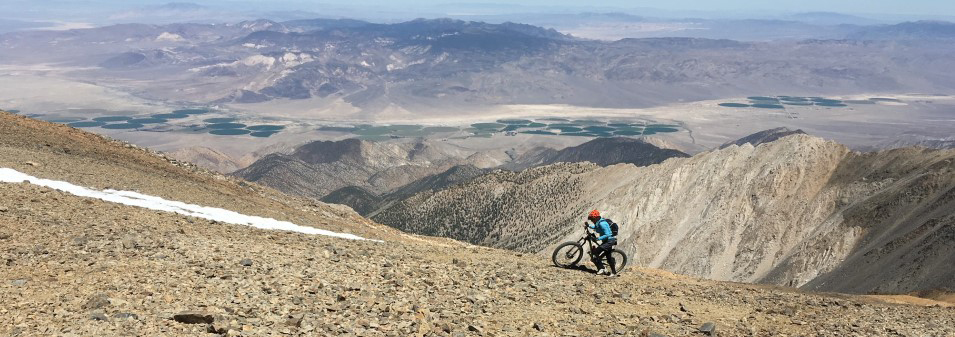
left=588, top=209, right=601, bottom=218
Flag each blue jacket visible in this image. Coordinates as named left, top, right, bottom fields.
left=590, top=218, right=615, bottom=242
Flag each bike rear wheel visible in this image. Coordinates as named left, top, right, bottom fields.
left=609, top=249, right=628, bottom=273
left=552, top=242, right=584, bottom=268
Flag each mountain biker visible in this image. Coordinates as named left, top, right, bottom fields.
left=586, top=209, right=618, bottom=277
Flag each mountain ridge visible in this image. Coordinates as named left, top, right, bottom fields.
left=371, top=133, right=955, bottom=294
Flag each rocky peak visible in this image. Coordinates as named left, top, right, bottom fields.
left=720, top=127, right=807, bottom=149
left=290, top=139, right=365, bottom=164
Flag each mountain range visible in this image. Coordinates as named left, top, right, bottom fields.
left=234, top=136, right=686, bottom=202
left=3, top=19, right=955, bottom=117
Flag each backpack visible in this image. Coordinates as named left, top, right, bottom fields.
left=604, top=218, right=619, bottom=237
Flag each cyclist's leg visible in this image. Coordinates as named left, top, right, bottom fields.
left=604, top=242, right=617, bottom=275
left=592, top=245, right=607, bottom=271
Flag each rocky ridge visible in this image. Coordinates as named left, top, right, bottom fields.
left=373, top=133, right=955, bottom=295
left=503, top=137, right=690, bottom=171
left=3, top=111, right=955, bottom=336
left=233, top=138, right=498, bottom=199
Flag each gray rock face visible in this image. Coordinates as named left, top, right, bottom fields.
left=373, top=134, right=955, bottom=294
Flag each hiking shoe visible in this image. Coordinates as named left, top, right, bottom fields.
left=606, top=273, right=621, bottom=278
left=596, top=269, right=608, bottom=275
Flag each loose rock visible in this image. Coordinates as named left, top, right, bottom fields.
left=174, top=311, right=215, bottom=324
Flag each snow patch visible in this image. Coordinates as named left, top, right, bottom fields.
left=156, top=32, right=184, bottom=42
left=241, top=55, right=276, bottom=68
left=0, top=168, right=376, bottom=241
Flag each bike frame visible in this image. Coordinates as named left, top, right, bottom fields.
left=575, top=231, right=601, bottom=259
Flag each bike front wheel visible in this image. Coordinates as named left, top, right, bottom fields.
left=609, top=249, right=628, bottom=272
left=552, top=242, right=584, bottom=268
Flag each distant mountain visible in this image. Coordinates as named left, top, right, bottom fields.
left=233, top=138, right=497, bottom=199
left=505, top=137, right=689, bottom=170
left=0, top=18, right=52, bottom=33
left=788, top=12, right=881, bottom=26
left=849, top=21, right=955, bottom=40
left=323, top=164, right=487, bottom=216
left=312, top=137, right=687, bottom=214
left=4, top=18, right=955, bottom=114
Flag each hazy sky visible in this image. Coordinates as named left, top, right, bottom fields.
left=157, top=0, right=955, bottom=16
left=3, top=0, right=953, bottom=22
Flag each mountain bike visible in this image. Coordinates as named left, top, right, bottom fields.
left=552, top=226, right=627, bottom=273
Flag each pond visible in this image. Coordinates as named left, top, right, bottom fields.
left=319, top=126, right=358, bottom=132
left=246, top=125, right=285, bottom=131
left=549, top=126, right=584, bottom=133
left=584, top=126, right=615, bottom=132
left=250, top=131, right=279, bottom=138
left=751, top=104, right=785, bottom=109
left=719, top=103, right=750, bottom=108
left=209, top=129, right=251, bottom=135
left=173, top=108, right=211, bottom=115
left=102, top=123, right=145, bottom=129
left=43, top=117, right=87, bottom=123
left=152, top=113, right=191, bottom=119
left=497, top=119, right=534, bottom=125
left=644, top=126, right=680, bottom=133
left=422, top=126, right=460, bottom=133
left=207, top=123, right=248, bottom=129
left=471, top=123, right=506, bottom=130
left=93, top=116, right=133, bottom=122
left=204, top=117, right=237, bottom=123
left=128, top=118, right=168, bottom=124
left=521, top=130, right=556, bottom=135
left=68, top=121, right=107, bottom=128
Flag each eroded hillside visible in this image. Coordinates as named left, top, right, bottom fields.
left=374, top=134, right=955, bottom=294
left=3, top=111, right=955, bottom=336
left=0, top=112, right=955, bottom=336
left=233, top=139, right=501, bottom=199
